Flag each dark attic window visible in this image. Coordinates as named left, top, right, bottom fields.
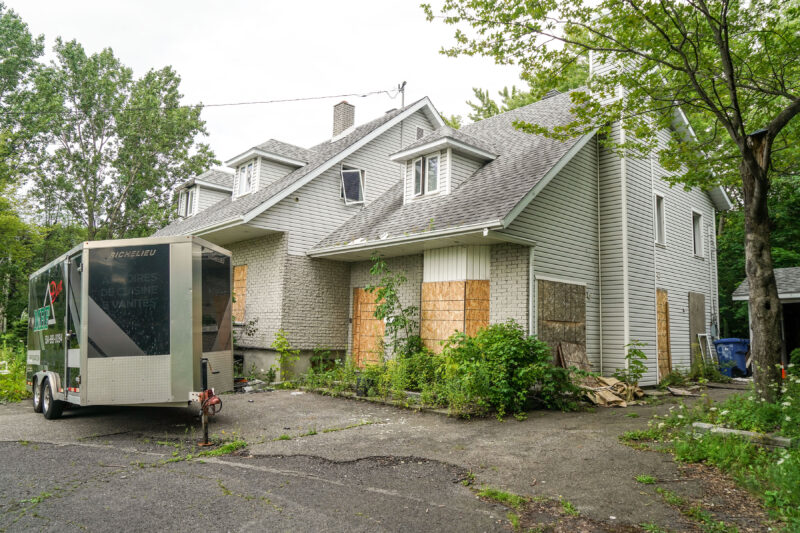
left=340, top=168, right=364, bottom=205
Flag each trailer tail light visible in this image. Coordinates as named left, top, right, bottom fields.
left=67, top=387, right=80, bottom=393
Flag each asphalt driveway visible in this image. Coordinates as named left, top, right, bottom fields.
left=0, top=387, right=768, bottom=532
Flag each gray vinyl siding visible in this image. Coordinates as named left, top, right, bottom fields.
left=258, top=158, right=295, bottom=190
left=249, top=109, right=436, bottom=255
left=598, top=124, right=628, bottom=374
left=197, top=187, right=230, bottom=212
left=450, top=153, right=484, bottom=190
left=652, top=128, right=719, bottom=374
left=502, top=137, right=601, bottom=370
left=624, top=150, right=658, bottom=384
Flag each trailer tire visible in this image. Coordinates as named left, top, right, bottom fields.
left=42, top=379, right=64, bottom=420
left=32, top=378, right=43, bottom=413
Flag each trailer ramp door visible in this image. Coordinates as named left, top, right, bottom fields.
left=86, top=245, right=172, bottom=404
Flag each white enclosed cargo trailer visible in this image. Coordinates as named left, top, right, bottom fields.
left=26, top=236, right=233, bottom=419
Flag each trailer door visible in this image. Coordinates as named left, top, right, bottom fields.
left=85, top=244, right=172, bottom=404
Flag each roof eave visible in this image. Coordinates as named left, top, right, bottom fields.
left=308, top=220, right=504, bottom=258
left=226, top=148, right=307, bottom=169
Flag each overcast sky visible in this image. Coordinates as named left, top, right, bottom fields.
left=8, top=1, right=523, bottom=165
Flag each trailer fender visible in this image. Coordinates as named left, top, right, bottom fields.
left=34, top=371, right=64, bottom=401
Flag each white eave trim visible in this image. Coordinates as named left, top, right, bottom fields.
left=389, top=137, right=497, bottom=162
left=242, top=97, right=443, bottom=224
left=308, top=220, right=504, bottom=258
left=501, top=130, right=597, bottom=228
left=192, top=217, right=245, bottom=236
left=194, top=179, right=233, bottom=193
left=733, top=291, right=800, bottom=302
left=226, top=148, right=306, bottom=169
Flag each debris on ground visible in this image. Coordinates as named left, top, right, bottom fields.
left=241, top=379, right=274, bottom=393
left=579, top=376, right=644, bottom=407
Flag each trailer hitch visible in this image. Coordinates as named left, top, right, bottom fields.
left=198, top=358, right=222, bottom=447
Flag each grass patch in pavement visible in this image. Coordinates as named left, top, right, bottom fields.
left=476, top=487, right=528, bottom=510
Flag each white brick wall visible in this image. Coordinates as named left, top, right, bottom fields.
left=227, top=233, right=286, bottom=349
left=281, top=255, right=351, bottom=350
left=490, top=244, right=530, bottom=330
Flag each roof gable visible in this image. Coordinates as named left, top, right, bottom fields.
left=154, top=97, right=444, bottom=238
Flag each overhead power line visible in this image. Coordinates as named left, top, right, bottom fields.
left=0, top=87, right=401, bottom=117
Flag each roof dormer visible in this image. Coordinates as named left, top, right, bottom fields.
left=390, top=127, right=497, bottom=203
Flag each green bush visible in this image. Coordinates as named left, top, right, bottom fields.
left=426, top=321, right=580, bottom=417
left=0, top=340, right=30, bottom=403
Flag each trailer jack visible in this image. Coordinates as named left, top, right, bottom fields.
left=198, top=358, right=222, bottom=447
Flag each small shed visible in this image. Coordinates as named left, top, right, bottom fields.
left=733, top=267, right=800, bottom=366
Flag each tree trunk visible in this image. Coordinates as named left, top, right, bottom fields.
left=741, top=136, right=783, bottom=402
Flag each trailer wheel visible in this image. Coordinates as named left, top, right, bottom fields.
left=32, top=379, right=43, bottom=413
left=42, top=379, right=64, bottom=420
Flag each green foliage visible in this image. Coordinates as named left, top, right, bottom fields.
left=424, top=321, right=580, bottom=417
left=303, top=321, right=579, bottom=417
left=477, top=487, right=527, bottom=510
left=0, top=339, right=29, bottom=403
left=440, top=112, right=462, bottom=129
left=29, top=38, right=216, bottom=240
left=635, top=474, right=656, bottom=484
left=716, top=176, right=800, bottom=338
left=612, top=341, right=648, bottom=401
left=560, top=498, right=579, bottom=517
left=271, top=329, right=300, bottom=378
left=365, top=254, right=420, bottom=357
left=688, top=357, right=732, bottom=385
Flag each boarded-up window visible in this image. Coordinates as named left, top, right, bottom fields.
left=232, top=265, right=247, bottom=323
left=537, top=279, right=586, bottom=362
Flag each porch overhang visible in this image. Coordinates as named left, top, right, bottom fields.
left=307, top=224, right=535, bottom=262
left=193, top=218, right=279, bottom=246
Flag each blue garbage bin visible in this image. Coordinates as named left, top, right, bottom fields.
left=713, top=338, right=750, bottom=377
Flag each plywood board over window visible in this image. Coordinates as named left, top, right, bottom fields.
left=352, top=288, right=385, bottom=368
left=688, top=292, right=706, bottom=363
left=536, top=279, right=587, bottom=362
left=232, top=265, right=247, bottom=323
left=656, top=289, right=672, bottom=380
left=420, top=280, right=490, bottom=352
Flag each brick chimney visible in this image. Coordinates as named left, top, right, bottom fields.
left=332, top=101, right=355, bottom=136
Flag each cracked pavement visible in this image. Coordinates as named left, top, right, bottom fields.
left=0, top=387, right=746, bottom=532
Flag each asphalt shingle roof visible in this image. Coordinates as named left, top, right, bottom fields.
left=312, top=90, right=583, bottom=251
left=254, top=139, right=313, bottom=163
left=175, top=169, right=233, bottom=192
left=154, top=100, right=423, bottom=237
left=733, top=267, right=800, bottom=299
left=395, top=126, right=498, bottom=157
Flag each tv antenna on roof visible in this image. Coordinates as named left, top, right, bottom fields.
left=398, top=81, right=407, bottom=107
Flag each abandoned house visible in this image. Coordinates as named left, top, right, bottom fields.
left=154, top=68, right=732, bottom=386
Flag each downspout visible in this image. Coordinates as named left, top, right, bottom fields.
left=620, top=120, right=631, bottom=369
left=596, top=136, right=604, bottom=375
left=650, top=151, right=659, bottom=382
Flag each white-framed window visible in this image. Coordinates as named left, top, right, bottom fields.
left=692, top=210, right=704, bottom=257
left=412, top=153, right=440, bottom=197
left=340, top=167, right=364, bottom=205
left=654, top=193, right=665, bottom=245
left=237, top=161, right=254, bottom=195
left=179, top=188, right=194, bottom=217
